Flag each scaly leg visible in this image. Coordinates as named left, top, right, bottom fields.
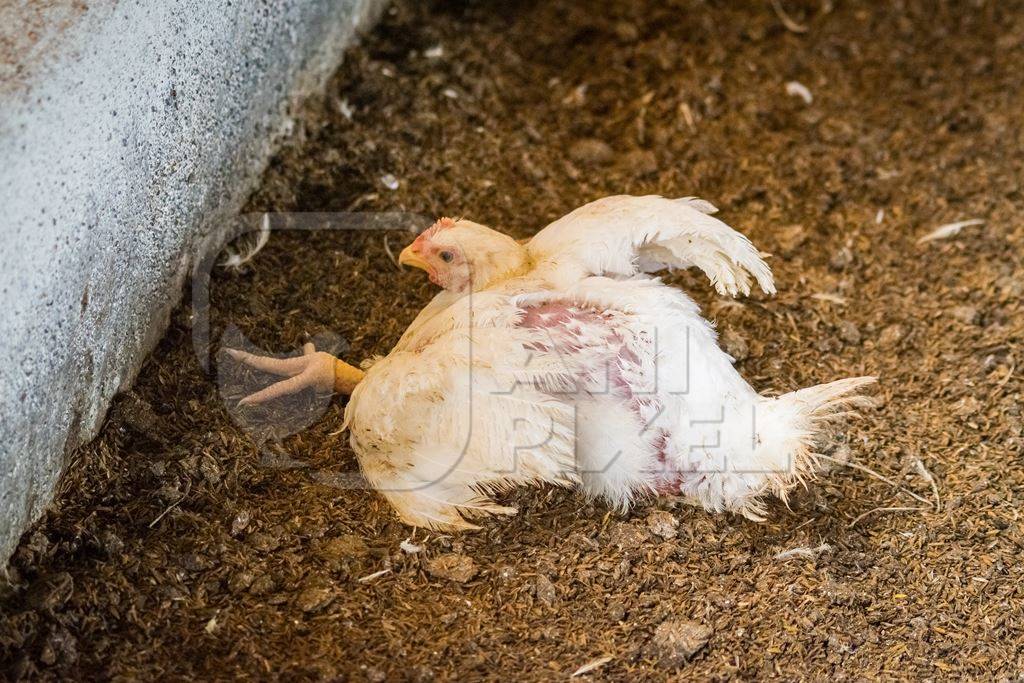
left=226, top=342, right=365, bottom=404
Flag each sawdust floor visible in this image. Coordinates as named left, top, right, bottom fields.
left=3, top=0, right=1024, bottom=679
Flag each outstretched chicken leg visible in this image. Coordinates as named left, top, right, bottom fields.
left=227, top=342, right=364, bottom=404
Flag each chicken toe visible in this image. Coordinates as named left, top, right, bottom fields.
left=226, top=343, right=364, bottom=404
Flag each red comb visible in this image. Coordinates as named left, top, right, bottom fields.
left=423, top=216, right=456, bottom=235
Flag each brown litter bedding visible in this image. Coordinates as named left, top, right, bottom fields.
left=3, top=0, right=1023, bottom=679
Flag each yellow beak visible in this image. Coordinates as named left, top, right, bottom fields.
left=399, top=244, right=430, bottom=272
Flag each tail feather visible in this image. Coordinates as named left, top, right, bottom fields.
left=787, top=376, right=879, bottom=416
left=739, top=376, right=877, bottom=520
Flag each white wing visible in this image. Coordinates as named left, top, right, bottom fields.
left=526, top=195, right=775, bottom=297
left=345, top=293, right=580, bottom=530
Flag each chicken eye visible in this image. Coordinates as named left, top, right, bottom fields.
left=439, top=250, right=454, bottom=263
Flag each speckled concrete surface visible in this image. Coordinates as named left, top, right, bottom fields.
left=0, top=0, right=385, bottom=565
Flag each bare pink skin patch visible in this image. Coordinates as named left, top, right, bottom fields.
left=517, top=301, right=634, bottom=397
left=515, top=300, right=683, bottom=493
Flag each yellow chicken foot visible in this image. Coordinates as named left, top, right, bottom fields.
left=226, top=342, right=365, bottom=404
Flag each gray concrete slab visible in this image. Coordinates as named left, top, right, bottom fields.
left=0, top=0, right=386, bottom=566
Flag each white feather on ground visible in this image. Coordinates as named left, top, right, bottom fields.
left=774, top=543, right=832, bottom=561
left=399, top=538, right=423, bottom=554
left=917, top=218, right=984, bottom=244
left=785, top=80, right=813, bottom=105
left=221, top=213, right=271, bottom=270
left=571, top=656, right=613, bottom=677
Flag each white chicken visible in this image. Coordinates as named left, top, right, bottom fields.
left=229, top=195, right=874, bottom=529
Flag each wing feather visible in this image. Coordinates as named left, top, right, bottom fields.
left=346, top=294, right=580, bottom=530
left=527, top=195, right=775, bottom=297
